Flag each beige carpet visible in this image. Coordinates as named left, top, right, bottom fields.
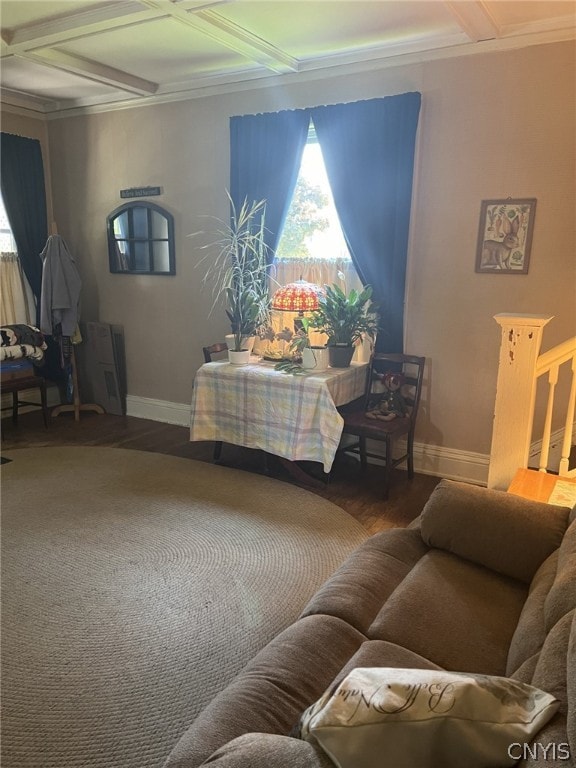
left=1, top=447, right=368, bottom=768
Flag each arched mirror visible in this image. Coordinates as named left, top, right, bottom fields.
left=107, top=202, right=175, bottom=275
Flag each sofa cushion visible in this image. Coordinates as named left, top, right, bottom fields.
left=300, top=528, right=428, bottom=633
left=513, top=610, right=575, bottom=767
left=567, top=611, right=576, bottom=764
left=420, top=479, right=570, bottom=584
left=163, top=615, right=366, bottom=768
left=506, top=552, right=559, bottom=676
left=368, top=550, right=527, bottom=675
left=298, top=667, right=559, bottom=768
left=532, top=609, right=574, bottom=715
left=544, top=519, right=576, bottom=632
left=335, top=640, right=443, bottom=684
left=198, top=733, right=332, bottom=768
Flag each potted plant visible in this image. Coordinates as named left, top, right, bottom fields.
left=194, top=194, right=271, bottom=363
left=225, top=286, right=261, bottom=365
left=307, top=283, right=379, bottom=368
left=289, top=320, right=330, bottom=371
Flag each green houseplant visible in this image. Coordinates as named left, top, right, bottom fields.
left=307, top=283, right=379, bottom=368
left=194, top=195, right=271, bottom=362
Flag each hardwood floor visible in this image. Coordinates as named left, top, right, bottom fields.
left=1, top=410, right=440, bottom=533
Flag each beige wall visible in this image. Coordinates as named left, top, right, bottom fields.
left=43, top=40, right=575, bottom=457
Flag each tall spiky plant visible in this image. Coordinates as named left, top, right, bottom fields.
left=193, top=194, right=272, bottom=351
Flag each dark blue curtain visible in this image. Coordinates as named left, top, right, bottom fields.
left=1, top=133, right=48, bottom=325
left=312, top=93, right=421, bottom=353
left=230, top=108, right=310, bottom=260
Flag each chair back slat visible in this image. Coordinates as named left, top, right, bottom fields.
left=366, top=353, right=425, bottom=424
left=203, top=342, right=228, bottom=363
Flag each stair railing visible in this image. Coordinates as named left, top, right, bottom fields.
left=535, top=336, right=576, bottom=476
left=487, top=314, right=576, bottom=490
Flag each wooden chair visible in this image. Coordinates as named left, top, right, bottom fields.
left=338, top=353, right=426, bottom=499
left=202, top=342, right=228, bottom=364
left=201, top=342, right=228, bottom=459
left=2, top=373, right=49, bottom=428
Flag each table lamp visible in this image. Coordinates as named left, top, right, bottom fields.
left=271, top=279, right=323, bottom=332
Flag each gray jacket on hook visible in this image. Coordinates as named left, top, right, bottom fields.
left=39, top=234, right=82, bottom=337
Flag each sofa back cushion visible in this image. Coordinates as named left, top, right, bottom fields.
left=544, top=519, right=576, bottom=632
left=420, top=480, right=570, bottom=584
left=506, top=552, right=559, bottom=676
left=507, top=518, right=576, bottom=678
left=367, top=550, right=527, bottom=675
left=513, top=609, right=575, bottom=768
left=299, top=528, right=428, bottom=633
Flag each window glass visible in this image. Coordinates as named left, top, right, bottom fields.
left=0, top=194, right=17, bottom=252
left=152, top=241, right=170, bottom=272
left=273, top=124, right=362, bottom=295
left=132, top=206, right=149, bottom=238
left=133, top=241, right=150, bottom=271
left=113, top=211, right=129, bottom=239
left=151, top=210, right=168, bottom=239
left=276, top=137, right=350, bottom=263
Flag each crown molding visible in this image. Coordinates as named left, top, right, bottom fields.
left=2, top=26, right=572, bottom=120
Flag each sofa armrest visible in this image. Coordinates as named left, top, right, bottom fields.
left=420, top=479, right=570, bottom=584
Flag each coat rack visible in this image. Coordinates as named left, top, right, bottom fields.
left=45, top=222, right=105, bottom=422
left=51, top=347, right=104, bottom=422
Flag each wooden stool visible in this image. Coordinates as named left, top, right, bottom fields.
left=2, top=375, right=49, bottom=427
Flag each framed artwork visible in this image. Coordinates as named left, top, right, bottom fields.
left=475, top=198, right=536, bottom=274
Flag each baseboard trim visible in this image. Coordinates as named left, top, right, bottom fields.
left=126, top=394, right=191, bottom=426
left=359, top=438, right=489, bottom=486
left=126, top=394, right=490, bottom=483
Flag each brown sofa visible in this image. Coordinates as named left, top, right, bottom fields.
left=163, top=479, right=576, bottom=768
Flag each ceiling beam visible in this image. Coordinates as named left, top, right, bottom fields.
left=24, top=50, right=158, bottom=95
left=0, top=85, right=57, bottom=113
left=1, top=2, right=165, bottom=53
left=444, top=1, right=500, bottom=42
left=139, top=0, right=299, bottom=73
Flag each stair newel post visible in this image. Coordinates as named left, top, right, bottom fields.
left=487, top=313, right=553, bottom=490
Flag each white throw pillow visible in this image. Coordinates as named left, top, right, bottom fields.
left=297, top=667, right=559, bottom=768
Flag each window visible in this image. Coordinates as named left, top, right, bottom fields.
left=107, top=201, right=175, bottom=275
left=273, top=122, right=362, bottom=294
left=0, top=193, right=17, bottom=252
left=0, top=192, right=35, bottom=325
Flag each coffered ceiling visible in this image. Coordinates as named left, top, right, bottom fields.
left=1, top=1, right=574, bottom=116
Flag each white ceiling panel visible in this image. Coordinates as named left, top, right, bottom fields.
left=61, top=17, right=256, bottom=81
left=0, top=54, right=121, bottom=101
left=1, top=0, right=574, bottom=115
left=487, top=1, right=575, bottom=30
left=0, top=0, right=105, bottom=29
left=216, top=1, right=464, bottom=58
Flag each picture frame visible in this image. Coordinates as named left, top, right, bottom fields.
left=475, top=198, right=536, bottom=274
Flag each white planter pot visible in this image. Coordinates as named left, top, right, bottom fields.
left=228, top=349, right=251, bottom=366
left=302, top=346, right=329, bottom=372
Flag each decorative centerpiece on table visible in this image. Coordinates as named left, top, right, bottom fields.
left=306, top=283, right=379, bottom=368
left=193, top=194, right=272, bottom=365
left=273, top=319, right=330, bottom=374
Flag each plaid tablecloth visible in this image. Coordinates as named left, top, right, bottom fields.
left=190, top=360, right=369, bottom=472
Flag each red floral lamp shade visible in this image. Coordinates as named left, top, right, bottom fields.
left=271, top=279, right=323, bottom=314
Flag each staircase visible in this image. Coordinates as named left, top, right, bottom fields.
left=487, top=314, right=576, bottom=490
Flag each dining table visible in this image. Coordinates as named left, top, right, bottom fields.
left=190, top=357, right=369, bottom=475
